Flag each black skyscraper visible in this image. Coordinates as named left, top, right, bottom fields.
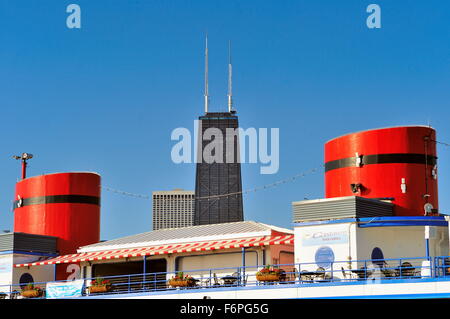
left=194, top=111, right=244, bottom=225
left=194, top=37, right=244, bottom=225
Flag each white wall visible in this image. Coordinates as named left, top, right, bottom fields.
left=80, top=255, right=168, bottom=278
left=12, top=254, right=55, bottom=288
left=0, top=254, right=13, bottom=293
left=295, top=222, right=449, bottom=278
left=0, top=253, right=55, bottom=293
left=356, top=226, right=448, bottom=259
left=430, top=226, right=449, bottom=257
left=176, top=249, right=260, bottom=277
left=294, top=223, right=356, bottom=275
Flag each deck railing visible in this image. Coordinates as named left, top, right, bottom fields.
left=1, top=255, right=450, bottom=299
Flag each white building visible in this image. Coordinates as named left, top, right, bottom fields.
left=0, top=232, right=57, bottom=295
left=292, top=196, right=449, bottom=279
left=14, top=221, right=294, bottom=292
left=152, top=189, right=194, bottom=230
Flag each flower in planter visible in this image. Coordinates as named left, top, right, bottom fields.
left=256, top=265, right=286, bottom=277
left=91, top=278, right=111, bottom=287
left=256, top=265, right=285, bottom=281
left=171, top=272, right=195, bottom=282
left=21, top=283, right=43, bottom=298
left=88, top=277, right=113, bottom=294
left=169, top=272, right=197, bottom=287
left=22, top=283, right=42, bottom=292
left=172, top=271, right=184, bottom=280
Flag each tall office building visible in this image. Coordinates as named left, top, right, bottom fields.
left=194, top=38, right=244, bottom=225
left=152, top=189, right=195, bottom=230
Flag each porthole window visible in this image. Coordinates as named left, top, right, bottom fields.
left=19, top=273, right=34, bottom=288
left=371, top=247, right=385, bottom=267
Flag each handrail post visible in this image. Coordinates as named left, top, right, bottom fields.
left=241, top=247, right=246, bottom=286
left=399, top=258, right=402, bottom=278
left=431, top=257, right=434, bottom=278
left=330, top=263, right=333, bottom=280
left=143, top=256, right=147, bottom=292
left=364, top=260, right=367, bottom=279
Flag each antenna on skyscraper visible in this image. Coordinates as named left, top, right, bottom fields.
left=204, top=34, right=209, bottom=113
left=227, top=40, right=233, bottom=113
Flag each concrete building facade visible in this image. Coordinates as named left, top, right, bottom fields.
left=152, top=189, right=195, bottom=230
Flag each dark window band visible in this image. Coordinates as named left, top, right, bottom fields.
left=13, top=195, right=100, bottom=210
left=325, top=153, right=437, bottom=172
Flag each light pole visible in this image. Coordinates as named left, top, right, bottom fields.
left=13, top=153, right=33, bottom=180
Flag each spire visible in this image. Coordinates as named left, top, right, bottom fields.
left=227, top=40, right=233, bottom=113
left=204, top=34, right=209, bottom=113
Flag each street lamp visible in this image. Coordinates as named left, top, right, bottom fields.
left=13, top=153, right=33, bottom=180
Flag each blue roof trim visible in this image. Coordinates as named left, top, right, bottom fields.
left=357, top=216, right=447, bottom=228
left=294, top=216, right=448, bottom=228
left=293, top=218, right=358, bottom=227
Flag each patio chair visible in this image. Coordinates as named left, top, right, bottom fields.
left=444, top=258, right=450, bottom=276
left=351, top=266, right=373, bottom=279
left=279, top=268, right=296, bottom=284
left=287, top=268, right=298, bottom=283
left=380, top=266, right=396, bottom=278
left=341, top=267, right=348, bottom=279
left=213, top=273, right=222, bottom=286
left=315, top=267, right=326, bottom=280
left=201, top=277, right=211, bottom=287
left=341, top=267, right=359, bottom=280
left=299, top=270, right=314, bottom=282
left=398, top=262, right=415, bottom=277
left=243, top=274, right=249, bottom=285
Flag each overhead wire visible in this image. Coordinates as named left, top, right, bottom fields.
left=102, top=164, right=324, bottom=201
left=432, top=139, right=450, bottom=147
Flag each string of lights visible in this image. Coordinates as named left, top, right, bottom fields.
left=195, top=165, right=323, bottom=201
left=102, top=165, right=324, bottom=201
left=101, top=186, right=150, bottom=199
left=433, top=140, right=450, bottom=147
left=87, top=138, right=450, bottom=202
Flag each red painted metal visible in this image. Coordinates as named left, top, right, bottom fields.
left=14, top=172, right=101, bottom=280
left=14, top=172, right=101, bottom=254
left=21, top=160, right=27, bottom=180
left=325, top=126, right=438, bottom=216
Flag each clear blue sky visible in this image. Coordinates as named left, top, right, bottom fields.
left=0, top=1, right=449, bottom=241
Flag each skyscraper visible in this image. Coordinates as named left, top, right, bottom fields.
left=152, top=189, right=195, bottom=230
left=194, top=38, right=244, bottom=225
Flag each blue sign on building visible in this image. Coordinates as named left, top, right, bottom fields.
left=315, top=246, right=335, bottom=269
left=46, top=280, right=84, bottom=299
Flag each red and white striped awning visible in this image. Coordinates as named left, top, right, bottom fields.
left=14, top=235, right=294, bottom=268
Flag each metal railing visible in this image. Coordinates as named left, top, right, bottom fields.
left=434, top=256, right=450, bottom=277
left=1, top=255, right=449, bottom=299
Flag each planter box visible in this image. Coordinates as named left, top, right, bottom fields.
left=21, top=290, right=43, bottom=298
left=256, top=274, right=281, bottom=282
left=169, top=279, right=195, bottom=288
left=89, top=285, right=112, bottom=294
